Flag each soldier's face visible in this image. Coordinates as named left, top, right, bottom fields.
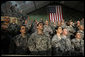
left=37, top=23, right=43, bottom=30
left=76, top=33, right=81, bottom=39
left=70, top=22, right=73, bottom=25
left=20, top=26, right=26, bottom=34
left=80, top=25, right=84, bottom=30
left=45, top=21, right=49, bottom=25
left=57, top=27, right=62, bottom=34
left=12, top=19, right=16, bottom=23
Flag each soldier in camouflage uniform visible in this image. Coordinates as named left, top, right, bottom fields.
left=77, top=25, right=84, bottom=39
left=28, top=22, right=51, bottom=55
left=80, top=18, right=84, bottom=26
left=71, top=32, right=84, bottom=56
left=43, top=20, right=53, bottom=38
left=52, top=26, right=63, bottom=56
left=50, top=22, right=57, bottom=31
left=75, top=20, right=81, bottom=31
left=57, top=21, right=62, bottom=27
left=13, top=25, right=29, bottom=54
left=60, top=28, right=72, bottom=56
left=8, top=18, right=20, bottom=37
left=61, top=20, right=67, bottom=29
left=50, top=21, right=57, bottom=37
left=66, top=21, right=75, bottom=39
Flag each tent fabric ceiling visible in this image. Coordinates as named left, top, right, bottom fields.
left=1, top=1, right=84, bottom=15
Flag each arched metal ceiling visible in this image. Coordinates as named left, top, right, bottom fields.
left=1, top=1, right=84, bottom=16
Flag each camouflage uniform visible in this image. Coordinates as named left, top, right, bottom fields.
left=8, top=23, right=18, bottom=31
left=49, top=21, right=54, bottom=27
left=43, top=25, right=53, bottom=38
left=60, top=35, right=72, bottom=56
left=50, top=22, right=57, bottom=31
left=28, top=31, right=51, bottom=55
left=8, top=23, right=20, bottom=37
left=80, top=20, right=84, bottom=26
left=52, top=35, right=62, bottom=56
left=61, top=22, right=67, bottom=29
left=66, top=26, right=75, bottom=33
left=66, top=26, right=75, bottom=39
left=71, top=38, right=84, bottom=56
left=50, top=22, right=54, bottom=30
left=13, top=34, right=29, bottom=54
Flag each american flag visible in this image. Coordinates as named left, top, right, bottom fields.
left=49, top=5, right=63, bottom=22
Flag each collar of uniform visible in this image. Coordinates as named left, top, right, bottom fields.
left=36, top=31, right=44, bottom=35
left=20, top=34, right=27, bottom=38
left=75, top=38, right=81, bottom=42
left=56, top=34, right=61, bottom=40
left=70, top=25, right=72, bottom=27
left=13, top=23, right=15, bottom=24
left=44, top=25, right=48, bottom=27
left=62, top=35, right=66, bottom=39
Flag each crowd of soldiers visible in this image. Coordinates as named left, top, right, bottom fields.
left=1, top=17, right=84, bottom=56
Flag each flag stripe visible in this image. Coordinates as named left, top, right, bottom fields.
left=49, top=13, right=50, bottom=22
left=61, top=6, right=63, bottom=21
left=54, top=13, right=55, bottom=22
left=57, top=6, right=59, bottom=22
left=56, top=6, right=58, bottom=22
left=56, top=6, right=57, bottom=22
left=60, top=6, right=62, bottom=22
left=51, top=13, right=52, bottom=22
left=54, top=13, right=56, bottom=22
left=58, top=6, right=60, bottom=22
left=50, top=13, right=51, bottom=22
left=59, top=6, right=61, bottom=22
